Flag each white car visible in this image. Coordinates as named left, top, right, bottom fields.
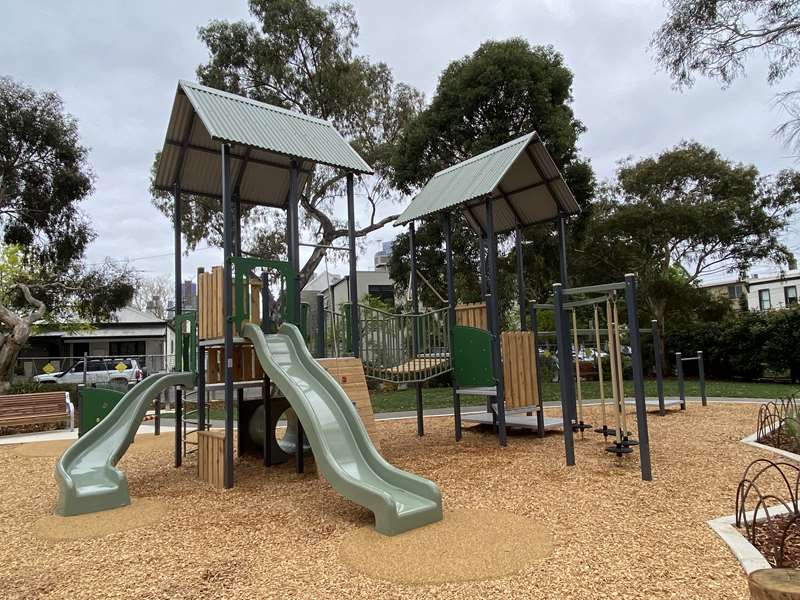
left=34, top=358, right=143, bottom=386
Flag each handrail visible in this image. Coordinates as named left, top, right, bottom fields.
left=355, top=304, right=452, bottom=383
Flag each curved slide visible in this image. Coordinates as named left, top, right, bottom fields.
left=243, top=322, right=442, bottom=536
left=55, top=371, right=195, bottom=516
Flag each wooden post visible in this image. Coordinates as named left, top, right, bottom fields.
left=748, top=568, right=800, bottom=600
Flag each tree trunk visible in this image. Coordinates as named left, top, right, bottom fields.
left=0, top=284, right=47, bottom=388
left=0, top=324, right=28, bottom=387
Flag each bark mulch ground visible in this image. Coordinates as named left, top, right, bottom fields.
left=744, top=513, right=800, bottom=569
left=0, top=403, right=774, bottom=599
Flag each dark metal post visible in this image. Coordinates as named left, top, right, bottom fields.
left=154, top=394, right=161, bottom=435
left=346, top=173, right=360, bottom=357
left=261, top=272, right=272, bottom=467
left=442, top=212, right=461, bottom=441
left=173, top=183, right=183, bottom=467
left=676, top=352, right=685, bottom=409
left=698, top=350, right=707, bottom=406
left=288, top=160, right=301, bottom=323
left=221, top=143, right=234, bottom=489
left=553, top=284, right=575, bottom=465
left=479, top=236, right=487, bottom=298
left=515, top=226, right=526, bottom=330
left=484, top=197, right=507, bottom=447
left=651, top=319, right=665, bottom=416
left=529, top=304, right=545, bottom=437
left=233, top=192, right=242, bottom=258
left=316, top=294, right=325, bottom=358
left=197, top=344, right=206, bottom=432
left=409, top=221, right=424, bottom=436
left=625, top=274, right=652, bottom=481
left=557, top=214, right=569, bottom=286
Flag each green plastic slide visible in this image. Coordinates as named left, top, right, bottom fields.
left=242, top=321, right=442, bottom=535
left=54, top=371, right=195, bottom=516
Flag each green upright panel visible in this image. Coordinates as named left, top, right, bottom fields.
left=79, top=387, right=126, bottom=437
left=300, top=302, right=310, bottom=341
left=452, top=325, right=495, bottom=388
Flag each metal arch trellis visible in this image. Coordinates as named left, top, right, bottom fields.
left=756, top=395, right=800, bottom=453
left=736, top=458, right=800, bottom=568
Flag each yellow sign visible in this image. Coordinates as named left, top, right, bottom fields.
left=115, top=362, right=127, bottom=373
left=42, top=362, right=56, bottom=374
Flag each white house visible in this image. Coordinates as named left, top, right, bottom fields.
left=745, top=270, right=800, bottom=312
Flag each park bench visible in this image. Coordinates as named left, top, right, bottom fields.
left=0, top=391, right=75, bottom=431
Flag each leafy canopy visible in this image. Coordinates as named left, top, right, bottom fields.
left=388, top=39, right=594, bottom=312
left=574, top=141, right=800, bottom=327
left=0, top=77, right=135, bottom=322
left=152, top=0, right=423, bottom=284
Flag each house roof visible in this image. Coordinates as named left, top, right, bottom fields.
left=395, top=132, right=579, bottom=234
left=33, top=307, right=168, bottom=339
left=153, top=81, right=373, bottom=209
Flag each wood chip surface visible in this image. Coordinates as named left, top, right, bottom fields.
left=0, top=403, right=770, bottom=598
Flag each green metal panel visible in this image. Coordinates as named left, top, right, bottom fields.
left=342, top=303, right=353, bottom=354
left=181, top=81, right=372, bottom=175
left=452, top=325, right=495, bottom=388
left=395, top=132, right=580, bottom=234
left=79, top=387, right=125, bottom=437
left=174, top=311, right=197, bottom=372
left=300, top=301, right=310, bottom=341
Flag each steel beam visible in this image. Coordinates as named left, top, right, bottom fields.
left=484, top=196, right=507, bottom=447
left=346, top=173, right=360, bottom=357
left=553, top=283, right=575, bottom=465
left=515, top=225, right=526, bottom=329
left=625, top=274, right=652, bottom=481
left=221, top=143, right=235, bottom=489
left=409, top=221, right=424, bottom=437
left=652, top=320, right=665, bottom=415
left=173, top=182, right=183, bottom=468
left=442, top=212, right=461, bottom=441
left=288, top=160, right=301, bottom=322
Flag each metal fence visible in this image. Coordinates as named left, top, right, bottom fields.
left=357, top=304, right=451, bottom=383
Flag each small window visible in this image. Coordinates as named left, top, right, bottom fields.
left=786, top=286, right=798, bottom=306
left=70, top=361, right=84, bottom=373
left=727, top=284, right=742, bottom=299
left=367, top=284, right=395, bottom=307
left=759, top=289, right=772, bottom=311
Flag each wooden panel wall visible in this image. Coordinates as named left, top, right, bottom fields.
left=500, top=331, right=539, bottom=410
left=198, top=430, right=225, bottom=488
left=318, top=358, right=381, bottom=450
left=455, top=302, right=488, bottom=331
left=205, top=346, right=263, bottom=385
left=197, top=265, right=262, bottom=340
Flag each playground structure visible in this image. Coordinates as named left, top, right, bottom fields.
left=51, top=79, right=668, bottom=532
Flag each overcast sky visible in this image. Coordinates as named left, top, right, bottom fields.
left=3, top=0, right=798, bottom=288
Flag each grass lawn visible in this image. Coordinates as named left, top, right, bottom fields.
left=368, top=379, right=800, bottom=413
left=161, top=379, right=799, bottom=419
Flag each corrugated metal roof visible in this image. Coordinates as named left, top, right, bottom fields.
left=154, top=81, right=372, bottom=208
left=395, top=132, right=580, bottom=234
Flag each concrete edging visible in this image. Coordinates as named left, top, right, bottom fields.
left=707, top=424, right=799, bottom=574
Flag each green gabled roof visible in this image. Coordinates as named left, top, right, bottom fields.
left=155, top=81, right=372, bottom=208
left=395, top=132, right=579, bottom=234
